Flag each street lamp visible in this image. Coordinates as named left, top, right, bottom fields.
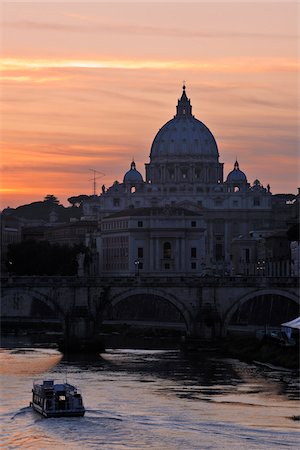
left=134, top=259, right=140, bottom=276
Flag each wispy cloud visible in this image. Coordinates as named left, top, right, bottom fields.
left=3, top=19, right=295, bottom=41
left=1, top=142, right=134, bottom=160
left=1, top=57, right=298, bottom=74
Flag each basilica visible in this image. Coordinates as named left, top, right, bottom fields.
left=83, top=86, right=282, bottom=276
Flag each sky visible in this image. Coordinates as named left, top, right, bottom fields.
left=1, top=0, right=299, bottom=209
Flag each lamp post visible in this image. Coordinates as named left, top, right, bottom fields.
left=134, top=259, right=140, bottom=276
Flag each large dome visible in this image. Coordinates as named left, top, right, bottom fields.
left=150, top=86, right=219, bottom=161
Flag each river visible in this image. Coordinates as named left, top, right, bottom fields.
left=0, top=339, right=299, bottom=449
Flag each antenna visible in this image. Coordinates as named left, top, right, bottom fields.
left=89, top=169, right=105, bottom=196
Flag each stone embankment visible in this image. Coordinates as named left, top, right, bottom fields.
left=220, top=335, right=299, bottom=370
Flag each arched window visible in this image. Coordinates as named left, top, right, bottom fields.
left=163, top=242, right=171, bottom=259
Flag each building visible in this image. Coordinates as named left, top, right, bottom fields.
left=98, top=206, right=205, bottom=274
left=44, top=220, right=98, bottom=247
left=83, top=85, right=297, bottom=276
left=0, top=214, right=22, bottom=272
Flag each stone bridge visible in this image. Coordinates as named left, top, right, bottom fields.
left=1, top=275, right=299, bottom=348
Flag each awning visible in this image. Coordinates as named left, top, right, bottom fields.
left=281, top=317, right=300, bottom=330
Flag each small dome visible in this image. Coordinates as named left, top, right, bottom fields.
left=123, top=161, right=143, bottom=183
left=226, top=160, right=247, bottom=183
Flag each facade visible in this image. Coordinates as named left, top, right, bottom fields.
left=45, top=220, right=98, bottom=247
left=22, top=225, right=48, bottom=242
left=83, top=86, right=295, bottom=276
left=231, top=230, right=293, bottom=276
left=98, top=206, right=205, bottom=274
left=0, top=214, right=22, bottom=271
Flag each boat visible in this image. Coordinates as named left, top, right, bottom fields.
left=30, top=380, right=85, bottom=417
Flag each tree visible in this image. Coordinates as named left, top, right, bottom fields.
left=67, top=195, right=90, bottom=207
left=67, top=196, right=78, bottom=207
left=6, top=241, right=88, bottom=276
left=44, top=194, right=60, bottom=205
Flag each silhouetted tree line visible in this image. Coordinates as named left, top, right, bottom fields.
left=6, top=240, right=89, bottom=276
left=2, top=195, right=83, bottom=222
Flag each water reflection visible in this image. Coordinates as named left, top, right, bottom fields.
left=1, top=342, right=299, bottom=450
left=0, top=348, right=62, bottom=376
left=62, top=348, right=298, bottom=399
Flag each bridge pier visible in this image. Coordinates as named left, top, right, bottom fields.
left=61, top=312, right=105, bottom=354
left=191, top=320, right=222, bottom=340
left=59, top=286, right=110, bottom=354
left=182, top=302, right=222, bottom=350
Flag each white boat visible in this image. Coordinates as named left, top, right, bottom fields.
left=30, top=380, right=85, bottom=417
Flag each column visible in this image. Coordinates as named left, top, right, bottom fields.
left=175, top=165, right=179, bottom=182
left=180, top=238, right=185, bottom=272
left=155, top=238, right=160, bottom=272
left=149, top=237, right=153, bottom=272
left=175, top=239, right=180, bottom=272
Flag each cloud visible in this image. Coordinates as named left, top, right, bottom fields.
left=1, top=143, right=133, bottom=160
left=1, top=57, right=298, bottom=75
left=3, top=19, right=295, bottom=41
left=3, top=20, right=88, bottom=32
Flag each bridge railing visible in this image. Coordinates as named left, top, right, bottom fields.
left=1, top=273, right=298, bottom=288
left=231, top=261, right=297, bottom=278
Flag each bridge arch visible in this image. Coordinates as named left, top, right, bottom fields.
left=105, top=287, right=193, bottom=333
left=1, top=287, right=65, bottom=321
left=222, top=289, right=300, bottom=335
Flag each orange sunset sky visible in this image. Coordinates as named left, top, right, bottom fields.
left=1, top=0, right=299, bottom=209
